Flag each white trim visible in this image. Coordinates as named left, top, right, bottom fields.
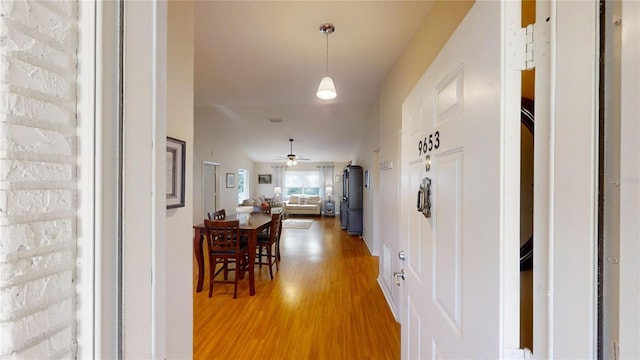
left=94, top=1, right=121, bottom=357
left=76, top=1, right=97, bottom=358
left=548, top=1, right=599, bottom=357
left=121, top=1, right=167, bottom=357
left=151, top=1, right=167, bottom=358
left=499, top=0, right=523, bottom=356
left=619, top=1, right=640, bottom=357
left=533, top=1, right=552, bottom=358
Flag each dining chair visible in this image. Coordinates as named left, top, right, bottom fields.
left=255, top=211, right=281, bottom=280
left=275, top=208, right=284, bottom=261
left=207, top=209, right=226, bottom=220
left=204, top=219, right=248, bottom=298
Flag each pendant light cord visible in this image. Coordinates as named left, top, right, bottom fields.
left=325, top=33, right=329, bottom=73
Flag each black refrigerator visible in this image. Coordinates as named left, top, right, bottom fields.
left=340, top=165, right=363, bottom=235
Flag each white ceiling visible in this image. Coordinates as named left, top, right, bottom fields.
left=194, top=1, right=435, bottom=164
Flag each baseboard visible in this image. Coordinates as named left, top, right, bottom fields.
left=362, top=236, right=379, bottom=256
left=377, top=276, right=399, bottom=322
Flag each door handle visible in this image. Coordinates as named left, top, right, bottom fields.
left=417, top=177, right=432, bottom=218
left=393, top=269, right=406, bottom=286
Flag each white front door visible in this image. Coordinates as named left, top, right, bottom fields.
left=400, top=2, right=521, bottom=358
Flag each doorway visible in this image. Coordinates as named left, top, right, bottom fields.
left=202, top=161, right=220, bottom=219
left=519, top=0, right=536, bottom=351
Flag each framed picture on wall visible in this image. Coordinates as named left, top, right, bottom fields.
left=166, top=137, right=185, bottom=209
left=226, top=173, right=235, bottom=188
left=258, top=174, right=272, bottom=184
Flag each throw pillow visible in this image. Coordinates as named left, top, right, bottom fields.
left=289, top=195, right=299, bottom=204
left=300, top=197, right=308, bottom=205
left=242, top=199, right=254, bottom=206
left=308, top=196, right=320, bottom=203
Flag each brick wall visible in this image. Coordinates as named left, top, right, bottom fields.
left=0, top=1, right=79, bottom=358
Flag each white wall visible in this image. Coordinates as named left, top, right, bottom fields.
left=166, top=2, right=194, bottom=358
left=193, top=107, right=255, bottom=224
left=254, top=163, right=276, bottom=198
left=354, top=100, right=380, bottom=255
left=0, top=1, right=80, bottom=357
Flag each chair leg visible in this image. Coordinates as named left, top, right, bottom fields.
left=267, top=244, right=274, bottom=280
left=233, top=264, right=238, bottom=299
left=274, top=250, right=279, bottom=270
left=233, top=253, right=247, bottom=299
left=208, top=255, right=215, bottom=298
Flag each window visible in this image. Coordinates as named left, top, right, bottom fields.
left=238, top=169, right=248, bottom=203
left=285, top=171, right=319, bottom=197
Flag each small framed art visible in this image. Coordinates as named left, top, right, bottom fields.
left=226, top=173, right=235, bottom=188
left=258, top=174, right=272, bottom=184
left=166, top=137, right=186, bottom=209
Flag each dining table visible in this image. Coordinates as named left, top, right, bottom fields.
left=193, top=211, right=274, bottom=296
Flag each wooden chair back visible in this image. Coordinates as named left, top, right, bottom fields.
left=269, top=212, right=282, bottom=243
left=204, top=219, right=241, bottom=252
left=207, top=209, right=226, bottom=220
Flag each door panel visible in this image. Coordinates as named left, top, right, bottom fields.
left=433, top=150, right=462, bottom=333
left=401, top=2, right=520, bottom=358
left=407, top=296, right=422, bottom=359
left=408, top=161, right=424, bottom=280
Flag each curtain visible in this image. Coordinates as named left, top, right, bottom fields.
left=271, top=165, right=287, bottom=201
left=317, top=165, right=334, bottom=201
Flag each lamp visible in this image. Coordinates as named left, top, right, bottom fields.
left=316, top=23, right=337, bottom=100
left=274, top=186, right=282, bottom=201
left=326, top=186, right=333, bottom=201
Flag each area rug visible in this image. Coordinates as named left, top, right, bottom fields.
left=282, top=219, right=313, bottom=229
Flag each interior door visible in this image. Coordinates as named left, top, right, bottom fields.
left=203, top=162, right=219, bottom=219
left=400, top=2, right=521, bottom=358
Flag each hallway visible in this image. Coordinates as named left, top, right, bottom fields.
left=193, top=216, right=400, bottom=359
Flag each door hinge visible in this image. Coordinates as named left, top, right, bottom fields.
left=507, top=24, right=535, bottom=71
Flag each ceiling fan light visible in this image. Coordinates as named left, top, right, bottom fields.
left=287, top=159, right=293, bottom=166
left=316, top=76, right=337, bottom=100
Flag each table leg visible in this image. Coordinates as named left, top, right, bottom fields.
left=248, top=230, right=256, bottom=296
left=193, top=228, right=204, bottom=292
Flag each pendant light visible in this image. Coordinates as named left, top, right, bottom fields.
left=316, top=23, right=337, bottom=100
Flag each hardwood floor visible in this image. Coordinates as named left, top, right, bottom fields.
left=193, top=216, right=400, bottom=359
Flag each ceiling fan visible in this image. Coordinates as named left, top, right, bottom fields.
left=277, top=138, right=310, bottom=166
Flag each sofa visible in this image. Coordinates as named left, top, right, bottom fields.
left=283, top=195, right=322, bottom=216
left=239, top=195, right=279, bottom=212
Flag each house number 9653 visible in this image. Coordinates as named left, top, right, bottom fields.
left=418, top=131, right=440, bottom=156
